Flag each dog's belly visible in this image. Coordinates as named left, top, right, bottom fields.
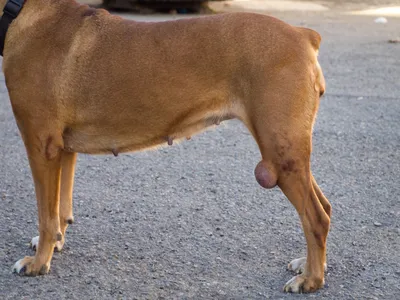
left=62, top=110, right=236, bottom=155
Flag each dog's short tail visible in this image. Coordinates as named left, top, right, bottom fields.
left=298, top=27, right=322, bottom=51
left=298, top=27, right=326, bottom=97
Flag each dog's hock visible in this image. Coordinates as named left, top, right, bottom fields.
left=254, top=161, right=277, bottom=189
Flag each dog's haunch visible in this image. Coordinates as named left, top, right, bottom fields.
left=254, top=161, right=277, bottom=189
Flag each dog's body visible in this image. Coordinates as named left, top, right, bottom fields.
left=2, top=0, right=331, bottom=293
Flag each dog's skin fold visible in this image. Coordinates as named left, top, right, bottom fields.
left=1, top=0, right=330, bottom=293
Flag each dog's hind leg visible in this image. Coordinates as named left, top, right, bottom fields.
left=30, top=151, right=77, bottom=252
left=13, top=131, right=63, bottom=276
left=286, top=174, right=332, bottom=276
left=252, top=130, right=330, bottom=293
left=245, top=74, right=330, bottom=292
left=279, top=165, right=330, bottom=293
left=312, top=174, right=331, bottom=217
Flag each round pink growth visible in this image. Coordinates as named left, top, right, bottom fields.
left=254, top=161, right=277, bottom=189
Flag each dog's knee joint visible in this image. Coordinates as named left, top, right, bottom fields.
left=281, top=159, right=297, bottom=173
left=254, top=161, right=277, bottom=189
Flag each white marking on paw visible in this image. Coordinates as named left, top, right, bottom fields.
left=288, top=257, right=327, bottom=274
left=284, top=275, right=304, bottom=293
left=12, top=258, right=25, bottom=273
left=30, top=236, right=40, bottom=251
left=30, top=235, right=64, bottom=252
left=288, top=257, right=306, bottom=274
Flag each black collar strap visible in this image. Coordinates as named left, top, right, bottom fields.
left=0, top=0, right=25, bottom=56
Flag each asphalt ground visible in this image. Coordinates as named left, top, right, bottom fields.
left=304, top=0, right=400, bottom=8
left=0, top=5, right=399, bottom=300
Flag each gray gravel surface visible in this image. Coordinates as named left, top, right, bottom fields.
left=0, top=9, right=399, bottom=300
left=307, top=0, right=400, bottom=8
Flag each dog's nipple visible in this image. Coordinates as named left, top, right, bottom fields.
left=167, top=137, right=173, bottom=146
left=112, top=148, right=119, bottom=157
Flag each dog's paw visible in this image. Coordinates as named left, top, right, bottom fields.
left=288, top=257, right=327, bottom=274
left=12, top=256, right=50, bottom=276
left=30, top=236, right=64, bottom=252
left=283, top=274, right=324, bottom=293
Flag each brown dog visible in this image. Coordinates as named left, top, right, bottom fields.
left=2, top=0, right=330, bottom=293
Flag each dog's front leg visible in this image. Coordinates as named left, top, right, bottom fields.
left=13, top=134, right=63, bottom=276
left=30, top=151, right=77, bottom=253
left=58, top=152, right=77, bottom=247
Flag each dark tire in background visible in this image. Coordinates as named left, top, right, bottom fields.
left=102, top=0, right=223, bottom=13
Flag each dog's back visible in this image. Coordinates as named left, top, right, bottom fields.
left=5, top=8, right=324, bottom=154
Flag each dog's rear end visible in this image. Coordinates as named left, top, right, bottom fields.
left=2, top=0, right=330, bottom=293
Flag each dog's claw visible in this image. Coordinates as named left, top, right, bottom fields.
left=39, top=265, right=48, bottom=275
left=167, top=136, right=173, bottom=145
left=284, top=275, right=306, bottom=293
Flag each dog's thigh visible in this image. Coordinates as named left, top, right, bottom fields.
left=243, top=79, right=330, bottom=292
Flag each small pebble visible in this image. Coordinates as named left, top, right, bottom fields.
left=388, top=38, right=400, bottom=44
left=374, top=222, right=382, bottom=227
left=374, top=17, right=388, bottom=24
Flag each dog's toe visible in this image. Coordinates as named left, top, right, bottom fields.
left=283, top=275, right=308, bottom=294
left=284, top=275, right=305, bottom=293
left=284, top=274, right=324, bottom=293
left=12, top=256, right=49, bottom=276
left=30, top=235, right=64, bottom=252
